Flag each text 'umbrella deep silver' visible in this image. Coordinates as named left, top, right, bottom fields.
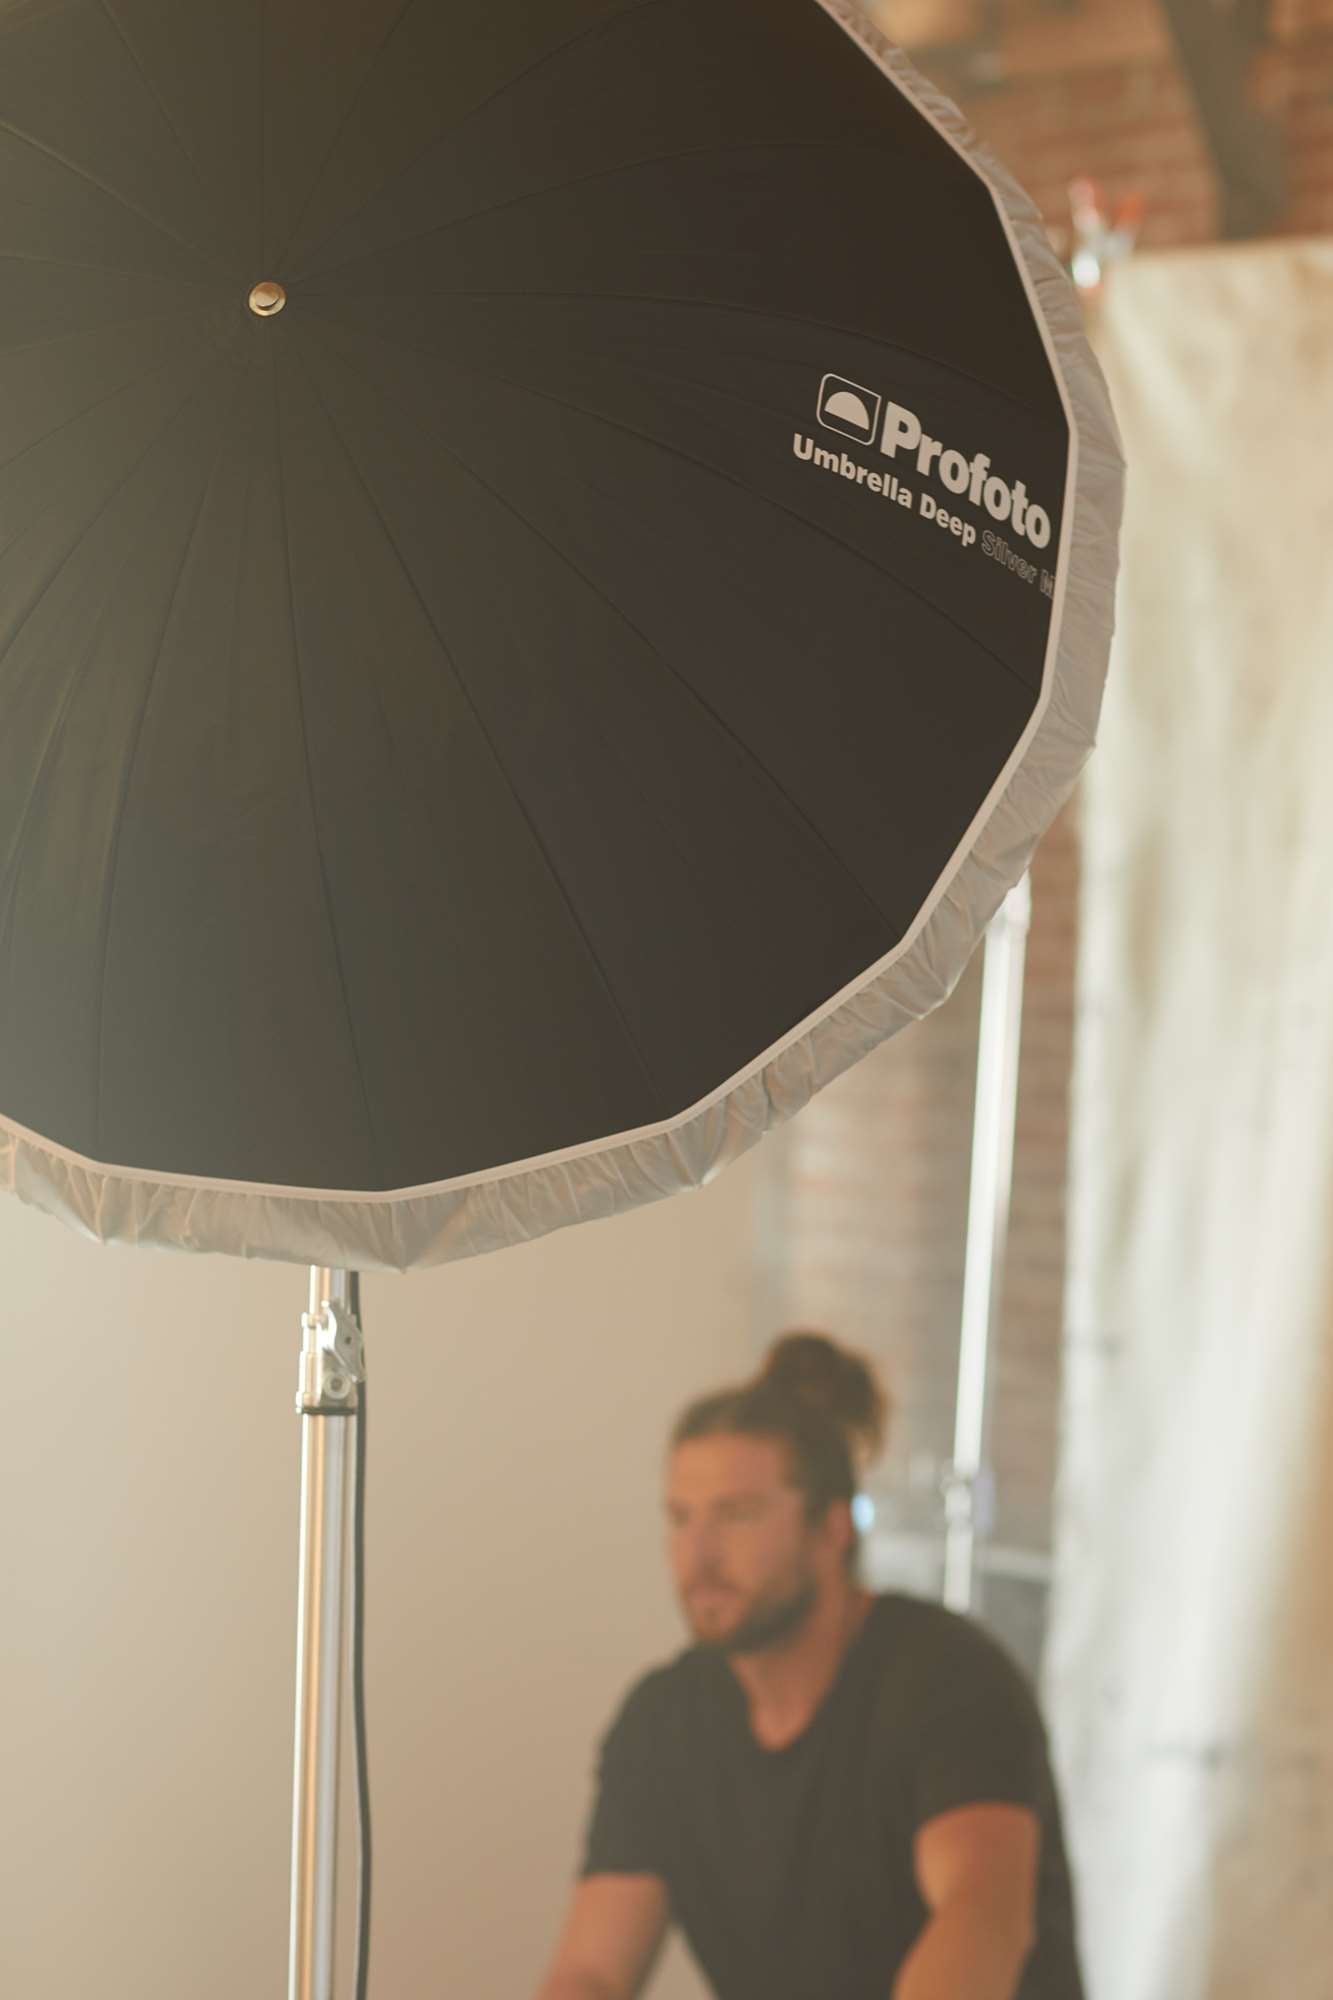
left=0, top=0, right=1124, bottom=1271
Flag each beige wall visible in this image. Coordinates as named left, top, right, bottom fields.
left=3, top=1152, right=763, bottom=1998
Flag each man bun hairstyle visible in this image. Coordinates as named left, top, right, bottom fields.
left=671, top=1330, right=891, bottom=1574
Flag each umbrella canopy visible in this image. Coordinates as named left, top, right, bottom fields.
left=0, top=0, right=1123, bottom=1269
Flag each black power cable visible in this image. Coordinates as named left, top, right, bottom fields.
left=348, top=1269, right=372, bottom=2000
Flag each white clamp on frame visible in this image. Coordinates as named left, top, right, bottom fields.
left=297, top=1268, right=365, bottom=1415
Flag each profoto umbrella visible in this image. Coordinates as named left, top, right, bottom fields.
left=0, top=0, right=1124, bottom=1990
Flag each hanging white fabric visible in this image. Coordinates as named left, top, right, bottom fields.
left=1044, top=237, right=1333, bottom=2000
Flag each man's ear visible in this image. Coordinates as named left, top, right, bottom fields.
left=818, top=1496, right=854, bottom=1564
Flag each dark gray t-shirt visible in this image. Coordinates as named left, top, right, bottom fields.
left=579, top=1590, right=1085, bottom=2000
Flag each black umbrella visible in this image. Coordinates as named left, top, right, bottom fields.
left=1, top=0, right=1121, bottom=1269
left=0, top=0, right=1124, bottom=1990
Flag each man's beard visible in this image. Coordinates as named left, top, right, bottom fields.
left=693, top=1573, right=819, bottom=1657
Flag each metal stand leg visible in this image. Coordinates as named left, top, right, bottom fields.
left=289, top=1268, right=365, bottom=2000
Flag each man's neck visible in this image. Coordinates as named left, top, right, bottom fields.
left=725, top=1583, right=874, bottom=1740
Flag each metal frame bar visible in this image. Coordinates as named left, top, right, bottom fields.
left=943, top=875, right=1031, bottom=1613
left=1156, top=0, right=1285, bottom=237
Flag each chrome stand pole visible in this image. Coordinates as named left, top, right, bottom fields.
left=289, top=1267, right=364, bottom=2000
left=943, top=874, right=1031, bottom=1613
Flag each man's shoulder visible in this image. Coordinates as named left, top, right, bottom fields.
left=870, top=1586, right=1030, bottom=1658
left=866, top=1590, right=1042, bottom=1709
left=600, top=1639, right=703, bottom=1740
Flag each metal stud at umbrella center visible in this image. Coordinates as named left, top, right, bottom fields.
left=249, top=280, right=286, bottom=315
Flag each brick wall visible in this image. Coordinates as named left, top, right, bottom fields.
left=881, top=0, right=1333, bottom=250
left=755, top=0, right=1333, bottom=1678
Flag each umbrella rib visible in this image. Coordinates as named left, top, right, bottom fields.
left=0, top=311, right=220, bottom=478
left=0, top=116, right=219, bottom=275
left=270, top=351, right=390, bottom=1184
left=296, top=138, right=913, bottom=288
left=0, top=342, right=239, bottom=1033
left=293, top=348, right=665, bottom=1104
left=266, top=0, right=420, bottom=277
left=305, top=312, right=1044, bottom=706
left=91, top=410, right=236, bottom=1158
left=283, top=0, right=671, bottom=278
left=299, top=325, right=903, bottom=938
left=96, top=0, right=233, bottom=262
left=0, top=339, right=237, bottom=685
left=0, top=251, right=220, bottom=290
left=386, top=286, right=1067, bottom=428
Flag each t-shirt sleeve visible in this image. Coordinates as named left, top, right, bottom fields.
left=578, top=1681, right=672, bottom=1880
left=905, top=1636, right=1049, bottom=1831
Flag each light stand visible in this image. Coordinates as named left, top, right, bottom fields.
left=943, top=872, right=1031, bottom=1612
left=289, top=1267, right=365, bottom=2000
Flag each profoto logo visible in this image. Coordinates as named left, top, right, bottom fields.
left=817, top=374, right=880, bottom=445
left=794, top=372, right=1053, bottom=553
